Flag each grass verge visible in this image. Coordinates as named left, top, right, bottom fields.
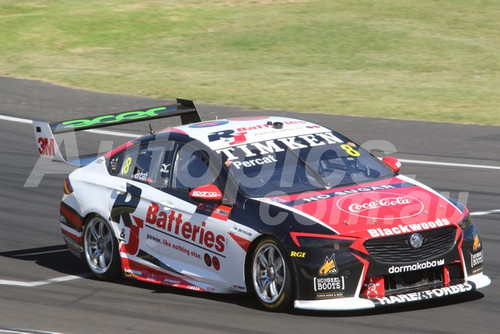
left=0, top=0, right=498, bottom=125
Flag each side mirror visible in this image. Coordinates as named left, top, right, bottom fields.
left=189, top=184, right=223, bottom=203
left=382, top=156, right=401, bottom=173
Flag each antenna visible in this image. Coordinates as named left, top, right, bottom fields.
left=148, top=123, right=154, bottom=134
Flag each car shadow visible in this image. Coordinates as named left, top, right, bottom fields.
left=0, top=244, right=263, bottom=310
left=0, top=244, right=486, bottom=316
left=0, top=244, right=88, bottom=275
left=121, top=278, right=263, bottom=310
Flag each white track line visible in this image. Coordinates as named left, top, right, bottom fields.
left=398, top=158, right=500, bottom=171
left=470, top=209, right=500, bottom=217
left=0, top=115, right=32, bottom=124
left=0, top=273, right=92, bottom=287
left=0, top=329, right=63, bottom=334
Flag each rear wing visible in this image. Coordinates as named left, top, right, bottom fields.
left=33, top=98, right=201, bottom=165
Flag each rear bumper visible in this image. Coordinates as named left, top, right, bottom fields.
left=294, top=272, right=490, bottom=311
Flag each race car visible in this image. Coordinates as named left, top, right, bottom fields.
left=32, top=99, right=490, bottom=311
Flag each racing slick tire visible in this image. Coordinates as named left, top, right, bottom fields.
left=83, top=215, right=122, bottom=281
left=247, top=237, right=293, bottom=312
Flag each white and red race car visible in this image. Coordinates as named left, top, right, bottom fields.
left=33, top=99, right=490, bottom=311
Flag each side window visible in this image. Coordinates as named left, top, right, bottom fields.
left=130, top=141, right=176, bottom=188
left=131, top=146, right=155, bottom=183
left=172, top=143, right=217, bottom=192
left=109, top=140, right=175, bottom=188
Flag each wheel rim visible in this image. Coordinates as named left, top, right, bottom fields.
left=84, top=217, right=115, bottom=275
left=252, top=242, right=286, bottom=304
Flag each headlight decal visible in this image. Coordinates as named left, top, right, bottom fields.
left=459, top=213, right=472, bottom=230
left=289, top=232, right=355, bottom=250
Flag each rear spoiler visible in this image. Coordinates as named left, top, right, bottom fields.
left=33, top=98, right=201, bottom=165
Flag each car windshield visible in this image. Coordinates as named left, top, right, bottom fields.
left=223, top=131, right=394, bottom=198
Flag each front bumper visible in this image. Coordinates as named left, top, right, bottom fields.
left=290, top=221, right=488, bottom=310
left=294, top=272, right=490, bottom=310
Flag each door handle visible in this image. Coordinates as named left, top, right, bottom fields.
left=113, top=185, right=127, bottom=194
left=161, top=201, right=175, bottom=209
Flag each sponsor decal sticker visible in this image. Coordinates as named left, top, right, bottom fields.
left=374, top=282, right=473, bottom=305
left=388, top=259, right=445, bottom=274
left=261, top=197, right=287, bottom=204
left=213, top=207, right=230, bottom=217
left=232, top=284, right=246, bottom=291
left=60, top=106, right=170, bottom=129
left=471, top=250, right=483, bottom=268
left=146, top=233, right=161, bottom=243
left=290, top=251, right=306, bottom=258
left=166, top=241, right=202, bottom=259
left=314, top=276, right=345, bottom=292
left=124, top=268, right=143, bottom=278
left=160, top=163, right=171, bottom=173
left=204, top=253, right=212, bottom=267
left=367, top=218, right=451, bottom=237
left=231, top=154, right=277, bottom=169
left=163, top=278, right=182, bottom=285
left=37, top=137, right=56, bottom=156
left=132, top=172, right=149, bottom=182
left=209, top=129, right=247, bottom=145
left=361, top=276, right=384, bottom=298
left=212, top=256, right=220, bottom=271
left=319, top=253, right=338, bottom=276
left=203, top=253, right=222, bottom=270
left=146, top=203, right=226, bottom=254
left=191, top=190, right=220, bottom=198
left=208, top=120, right=312, bottom=146
left=348, top=196, right=411, bottom=213
left=301, top=185, right=397, bottom=203
left=285, top=182, right=416, bottom=207
left=473, top=234, right=481, bottom=252
left=336, top=192, right=424, bottom=220
left=215, top=132, right=344, bottom=160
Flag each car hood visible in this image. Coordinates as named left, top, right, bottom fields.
left=256, top=175, right=465, bottom=238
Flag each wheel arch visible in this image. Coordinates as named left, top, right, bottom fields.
left=243, top=233, right=299, bottom=305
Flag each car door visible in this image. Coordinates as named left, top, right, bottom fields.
left=107, top=138, right=183, bottom=271
left=158, top=139, right=231, bottom=286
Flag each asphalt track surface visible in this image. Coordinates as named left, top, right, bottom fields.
left=0, top=76, right=498, bottom=334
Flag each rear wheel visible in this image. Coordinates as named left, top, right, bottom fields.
left=248, top=237, right=293, bottom=311
left=83, top=215, right=121, bottom=281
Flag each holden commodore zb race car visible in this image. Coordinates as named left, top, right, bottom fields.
left=33, top=99, right=490, bottom=311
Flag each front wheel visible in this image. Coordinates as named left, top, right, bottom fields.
left=83, top=215, right=121, bottom=281
left=248, top=237, right=293, bottom=311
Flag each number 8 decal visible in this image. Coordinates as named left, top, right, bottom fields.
left=122, top=156, right=132, bottom=174
left=340, top=144, right=360, bottom=157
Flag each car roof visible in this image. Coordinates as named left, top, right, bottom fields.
left=160, top=116, right=335, bottom=151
